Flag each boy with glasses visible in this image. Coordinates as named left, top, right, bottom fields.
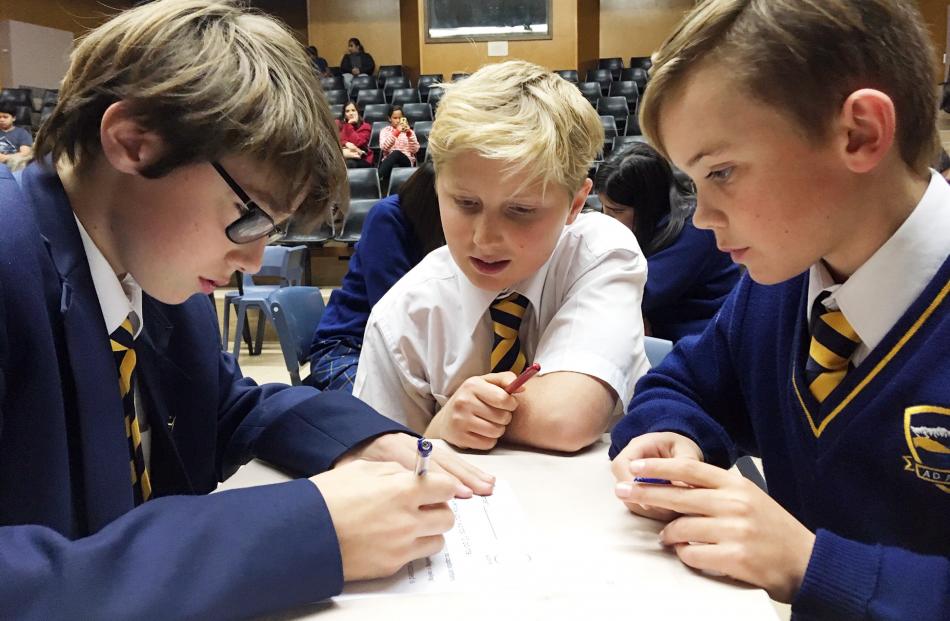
left=0, top=1, right=493, bottom=618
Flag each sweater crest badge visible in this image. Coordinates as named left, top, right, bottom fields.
left=903, top=405, right=950, bottom=494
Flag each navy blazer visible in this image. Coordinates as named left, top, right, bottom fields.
left=0, top=163, right=408, bottom=619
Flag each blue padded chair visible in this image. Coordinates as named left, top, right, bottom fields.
left=222, top=245, right=307, bottom=359
left=641, top=335, right=768, bottom=491
left=269, top=286, right=326, bottom=385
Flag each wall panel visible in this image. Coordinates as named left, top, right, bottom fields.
left=308, top=0, right=403, bottom=70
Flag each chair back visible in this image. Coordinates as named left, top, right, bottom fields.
left=577, top=82, right=601, bottom=106
left=555, top=69, right=579, bottom=83
left=269, top=287, right=326, bottom=385
left=383, top=76, right=411, bottom=97
left=362, top=104, right=391, bottom=124
left=328, top=104, right=344, bottom=119
left=347, top=168, right=381, bottom=199
left=368, top=121, right=390, bottom=150
left=377, top=65, right=404, bottom=80
left=598, top=57, right=624, bottom=79
left=417, top=74, right=444, bottom=100
left=644, top=336, right=673, bottom=367
left=324, top=89, right=348, bottom=105
left=426, top=86, right=445, bottom=110
left=629, top=56, right=653, bottom=71
left=401, top=102, right=433, bottom=125
left=451, top=72, right=470, bottom=81
left=387, top=166, right=415, bottom=196
left=336, top=198, right=377, bottom=244
left=241, top=245, right=306, bottom=291
left=356, top=88, right=385, bottom=108
left=349, top=74, right=378, bottom=96
left=586, top=68, right=614, bottom=94
left=612, top=135, right=647, bottom=154
left=390, top=88, right=421, bottom=106
left=599, top=115, right=619, bottom=140
left=608, top=81, right=639, bottom=108
left=321, top=76, right=344, bottom=91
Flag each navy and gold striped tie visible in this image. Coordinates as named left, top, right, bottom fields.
left=489, top=292, right=530, bottom=374
left=110, top=318, right=152, bottom=504
left=804, top=293, right=861, bottom=403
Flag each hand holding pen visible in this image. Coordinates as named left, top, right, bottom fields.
left=425, top=364, right=541, bottom=451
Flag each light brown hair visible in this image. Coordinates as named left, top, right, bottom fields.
left=33, top=0, right=344, bottom=225
left=641, top=0, right=938, bottom=173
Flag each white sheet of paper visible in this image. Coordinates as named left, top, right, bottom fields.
left=338, top=480, right=534, bottom=599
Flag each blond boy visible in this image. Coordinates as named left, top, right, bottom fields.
left=354, top=61, right=650, bottom=452
left=0, top=1, right=493, bottom=617
left=610, top=1, right=950, bottom=616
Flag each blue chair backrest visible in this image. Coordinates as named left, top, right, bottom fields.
left=270, top=287, right=326, bottom=384
left=644, top=336, right=673, bottom=367
left=241, top=245, right=306, bottom=290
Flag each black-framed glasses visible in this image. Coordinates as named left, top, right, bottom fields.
left=212, top=161, right=286, bottom=244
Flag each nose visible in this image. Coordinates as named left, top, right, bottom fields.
left=471, top=212, right=502, bottom=250
left=229, top=237, right=266, bottom=275
left=691, top=190, right=727, bottom=231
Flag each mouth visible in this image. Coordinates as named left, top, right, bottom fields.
left=719, top=246, right=749, bottom=262
left=469, top=257, right=511, bottom=275
left=198, top=277, right=229, bottom=294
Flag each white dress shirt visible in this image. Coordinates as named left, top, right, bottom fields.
left=353, top=211, right=650, bottom=432
left=75, top=215, right=151, bottom=465
left=807, top=170, right=950, bottom=366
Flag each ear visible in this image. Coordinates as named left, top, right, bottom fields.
left=99, top=101, right=166, bottom=175
left=837, top=89, right=896, bottom=174
left=566, top=177, right=593, bottom=225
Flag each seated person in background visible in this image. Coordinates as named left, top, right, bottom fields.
left=305, top=45, right=331, bottom=78
left=610, top=0, right=950, bottom=616
left=340, top=37, right=375, bottom=91
left=354, top=60, right=650, bottom=453
left=0, top=104, right=33, bottom=164
left=0, top=1, right=493, bottom=617
left=338, top=101, right=373, bottom=168
left=596, top=142, right=740, bottom=342
left=378, top=104, right=420, bottom=189
left=306, top=162, right=443, bottom=392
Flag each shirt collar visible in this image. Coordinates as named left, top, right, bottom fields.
left=74, top=215, right=144, bottom=338
left=807, top=170, right=950, bottom=351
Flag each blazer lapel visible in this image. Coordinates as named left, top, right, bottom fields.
left=24, top=164, right=135, bottom=531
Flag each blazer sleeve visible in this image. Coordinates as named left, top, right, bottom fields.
left=792, top=529, right=950, bottom=620
left=340, top=54, right=352, bottom=74
left=352, top=122, right=372, bottom=151
left=609, top=275, right=757, bottom=467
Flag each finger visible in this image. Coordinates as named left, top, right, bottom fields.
left=621, top=482, right=722, bottom=517
left=474, top=384, right=519, bottom=411
left=410, top=471, right=464, bottom=505
left=465, top=412, right=509, bottom=437
left=417, top=503, right=455, bottom=536
left=461, top=431, right=499, bottom=452
left=659, top=515, right=720, bottom=545
left=622, top=500, right=679, bottom=522
left=430, top=450, right=496, bottom=496
left=411, top=534, right=447, bottom=561
left=629, top=457, right=731, bottom=489
left=672, top=542, right=736, bottom=580
left=481, top=371, right=518, bottom=389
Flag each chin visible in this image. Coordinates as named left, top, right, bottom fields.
left=744, top=263, right=806, bottom=286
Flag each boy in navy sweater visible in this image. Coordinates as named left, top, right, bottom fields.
left=610, top=0, right=949, bottom=617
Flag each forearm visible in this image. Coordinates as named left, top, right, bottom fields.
left=503, top=372, right=615, bottom=452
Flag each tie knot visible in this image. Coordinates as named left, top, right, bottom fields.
left=490, top=292, right=529, bottom=322
left=110, top=318, right=136, bottom=350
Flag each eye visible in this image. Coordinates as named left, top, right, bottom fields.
left=706, top=166, right=734, bottom=182
left=507, top=205, right=537, bottom=217
left=454, top=197, right=479, bottom=211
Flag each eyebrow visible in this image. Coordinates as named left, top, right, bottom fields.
left=686, top=142, right=731, bottom=169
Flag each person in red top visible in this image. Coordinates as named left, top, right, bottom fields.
left=378, top=104, right=419, bottom=187
left=338, top=102, right=373, bottom=168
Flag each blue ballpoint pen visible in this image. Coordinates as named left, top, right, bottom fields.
left=633, top=477, right=672, bottom=485
left=414, top=438, right=433, bottom=476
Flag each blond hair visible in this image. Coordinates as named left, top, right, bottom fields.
left=33, top=0, right=344, bottom=225
left=427, top=60, right=603, bottom=195
left=641, top=0, right=938, bottom=173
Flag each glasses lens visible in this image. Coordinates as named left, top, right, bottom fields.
left=227, top=210, right=275, bottom=244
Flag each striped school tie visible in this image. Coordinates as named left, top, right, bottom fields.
left=804, top=293, right=861, bottom=403
left=110, top=318, right=152, bottom=504
left=489, top=292, right=530, bottom=374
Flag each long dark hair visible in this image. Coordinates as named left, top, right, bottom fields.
left=595, top=142, right=693, bottom=256
left=398, top=161, right=444, bottom=255
left=348, top=37, right=365, bottom=53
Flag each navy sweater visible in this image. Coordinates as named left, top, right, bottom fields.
left=643, top=219, right=740, bottom=342
left=611, top=259, right=950, bottom=619
left=311, top=195, right=423, bottom=348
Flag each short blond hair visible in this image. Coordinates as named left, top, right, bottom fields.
left=33, top=0, right=344, bottom=225
left=641, top=0, right=938, bottom=173
left=427, top=60, right=603, bottom=195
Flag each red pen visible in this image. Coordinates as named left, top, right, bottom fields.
left=505, top=362, right=541, bottom=394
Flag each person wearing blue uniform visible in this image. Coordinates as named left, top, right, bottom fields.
left=609, top=1, right=949, bottom=618
left=596, top=141, right=739, bottom=342
left=306, top=162, right=444, bottom=392
left=0, top=3, right=492, bottom=619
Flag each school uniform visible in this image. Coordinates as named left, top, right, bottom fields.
left=307, top=194, right=423, bottom=391
left=643, top=219, right=740, bottom=342
left=354, top=211, right=650, bottom=433
left=610, top=171, right=950, bottom=619
left=0, top=162, right=409, bottom=619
